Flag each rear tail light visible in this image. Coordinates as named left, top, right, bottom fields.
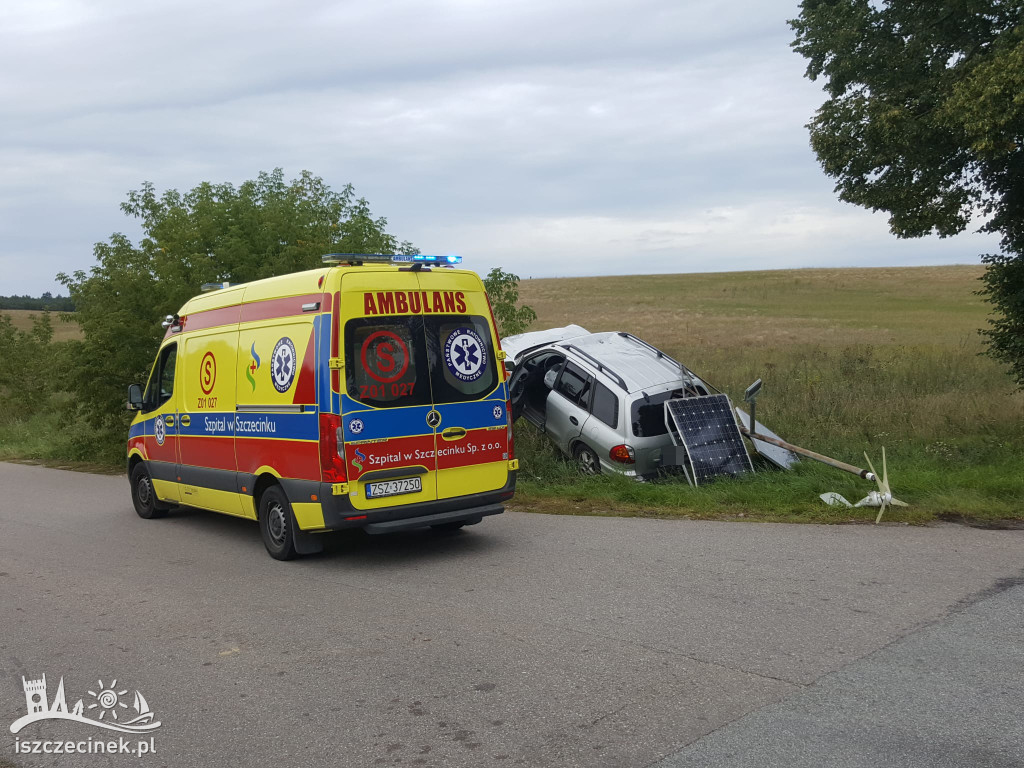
left=609, top=444, right=635, bottom=464
left=319, top=412, right=347, bottom=482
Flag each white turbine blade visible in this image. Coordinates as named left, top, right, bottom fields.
left=890, top=497, right=909, bottom=507
left=875, top=498, right=888, bottom=524
left=881, top=446, right=890, bottom=495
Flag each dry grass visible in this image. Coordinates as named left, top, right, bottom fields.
left=1, top=309, right=82, bottom=341
left=518, top=265, right=988, bottom=350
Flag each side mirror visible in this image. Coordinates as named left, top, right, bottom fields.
left=127, top=384, right=144, bottom=411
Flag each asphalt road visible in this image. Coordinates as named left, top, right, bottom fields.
left=0, top=462, right=1021, bottom=768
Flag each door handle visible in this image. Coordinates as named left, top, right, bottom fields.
left=441, top=427, right=467, bottom=441
left=180, top=415, right=191, bottom=426
left=569, top=416, right=579, bottom=426
left=164, top=415, right=175, bottom=426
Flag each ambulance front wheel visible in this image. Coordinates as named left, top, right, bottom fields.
left=259, top=485, right=297, bottom=560
left=130, top=463, right=168, bottom=520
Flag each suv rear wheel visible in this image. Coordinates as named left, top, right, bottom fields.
left=573, top=444, right=601, bottom=476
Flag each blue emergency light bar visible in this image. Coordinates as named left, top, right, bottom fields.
left=321, top=253, right=462, bottom=265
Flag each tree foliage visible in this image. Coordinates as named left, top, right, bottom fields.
left=58, top=169, right=416, bottom=450
left=483, top=268, right=537, bottom=338
left=790, top=1, right=1024, bottom=386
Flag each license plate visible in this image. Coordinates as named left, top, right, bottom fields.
left=366, top=477, right=422, bottom=498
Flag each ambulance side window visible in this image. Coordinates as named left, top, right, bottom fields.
left=143, top=344, right=178, bottom=412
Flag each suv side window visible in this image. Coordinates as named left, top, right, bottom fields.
left=143, top=343, right=178, bottom=412
left=590, top=381, right=618, bottom=428
left=555, top=361, right=592, bottom=407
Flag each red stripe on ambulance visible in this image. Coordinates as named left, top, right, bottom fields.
left=235, top=438, right=321, bottom=481
left=436, top=429, right=508, bottom=470
left=347, top=434, right=436, bottom=479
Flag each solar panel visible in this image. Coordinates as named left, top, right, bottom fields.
left=665, top=395, right=753, bottom=486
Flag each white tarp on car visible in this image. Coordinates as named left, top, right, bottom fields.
left=501, top=324, right=590, bottom=366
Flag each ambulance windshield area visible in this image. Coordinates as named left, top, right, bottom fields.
left=345, top=315, right=498, bottom=409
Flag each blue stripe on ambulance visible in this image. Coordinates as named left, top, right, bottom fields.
left=178, top=411, right=319, bottom=440
left=340, top=383, right=509, bottom=443
left=341, top=398, right=435, bottom=441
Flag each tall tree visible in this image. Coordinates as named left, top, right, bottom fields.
left=790, top=1, right=1024, bottom=386
left=483, top=268, right=537, bottom=337
left=59, top=169, right=416, bottom=448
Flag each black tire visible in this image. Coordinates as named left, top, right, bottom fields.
left=573, top=443, right=601, bottom=476
left=130, top=463, right=167, bottom=519
left=259, top=485, right=298, bottom=560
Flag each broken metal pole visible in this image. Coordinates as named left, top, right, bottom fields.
left=737, top=425, right=875, bottom=481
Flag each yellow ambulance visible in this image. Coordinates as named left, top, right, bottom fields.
left=126, top=254, right=517, bottom=559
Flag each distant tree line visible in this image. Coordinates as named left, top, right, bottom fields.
left=0, top=292, right=75, bottom=311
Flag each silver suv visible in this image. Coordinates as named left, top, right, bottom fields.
left=504, top=326, right=713, bottom=477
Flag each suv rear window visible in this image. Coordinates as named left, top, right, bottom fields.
left=345, top=314, right=498, bottom=408
left=631, top=391, right=675, bottom=437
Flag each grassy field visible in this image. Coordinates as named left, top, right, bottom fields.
left=1, top=309, right=82, bottom=341
left=511, top=265, right=1024, bottom=524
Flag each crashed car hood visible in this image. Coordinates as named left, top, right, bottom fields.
left=500, top=324, right=590, bottom=364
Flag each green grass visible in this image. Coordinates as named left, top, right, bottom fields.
left=0, top=394, right=124, bottom=473
left=513, top=265, right=1024, bottom=524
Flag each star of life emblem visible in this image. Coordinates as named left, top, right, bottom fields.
left=271, top=337, right=297, bottom=393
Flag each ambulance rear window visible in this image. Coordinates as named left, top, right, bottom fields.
left=426, top=316, right=498, bottom=404
left=344, top=317, right=430, bottom=408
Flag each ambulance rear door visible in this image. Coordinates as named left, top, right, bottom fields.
left=338, top=269, right=439, bottom=511
left=418, top=269, right=511, bottom=500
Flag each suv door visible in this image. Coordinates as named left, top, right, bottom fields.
left=544, top=361, right=593, bottom=454
left=508, top=350, right=566, bottom=427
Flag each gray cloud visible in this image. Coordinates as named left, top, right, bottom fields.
left=0, top=0, right=1000, bottom=295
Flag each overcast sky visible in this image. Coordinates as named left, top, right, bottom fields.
left=0, top=0, right=1000, bottom=295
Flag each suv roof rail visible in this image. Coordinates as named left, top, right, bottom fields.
left=560, top=344, right=628, bottom=391
left=615, top=332, right=722, bottom=394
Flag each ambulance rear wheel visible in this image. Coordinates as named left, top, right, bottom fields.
left=131, top=463, right=167, bottom=519
left=259, top=486, right=297, bottom=560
